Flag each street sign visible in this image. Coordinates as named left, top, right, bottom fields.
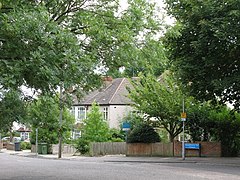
left=181, top=112, right=187, bottom=118
left=122, top=122, right=130, bottom=131
left=181, top=112, right=187, bottom=121
left=185, top=143, right=200, bottom=150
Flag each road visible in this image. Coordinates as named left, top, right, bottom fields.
left=0, top=153, right=240, bottom=180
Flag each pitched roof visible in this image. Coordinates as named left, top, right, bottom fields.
left=74, top=78, right=133, bottom=106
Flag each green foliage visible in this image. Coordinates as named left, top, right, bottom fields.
left=121, top=113, right=145, bottom=130
left=164, top=0, right=240, bottom=110
left=109, top=128, right=125, bottom=142
left=0, top=0, right=163, bottom=97
left=128, top=71, right=188, bottom=141
left=187, top=102, right=240, bottom=157
left=20, top=141, right=31, bottom=150
left=0, top=89, right=26, bottom=133
left=186, top=101, right=214, bottom=141
left=127, top=123, right=161, bottom=143
left=209, top=107, right=240, bottom=157
left=28, top=94, right=74, bottom=145
left=73, top=138, right=90, bottom=155
left=82, top=102, right=110, bottom=142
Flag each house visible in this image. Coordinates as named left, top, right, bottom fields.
left=17, top=127, right=31, bottom=141
left=71, top=77, right=134, bottom=139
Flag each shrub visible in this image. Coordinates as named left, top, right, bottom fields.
left=109, top=128, right=125, bottom=142
left=20, top=142, right=31, bottom=150
left=73, top=138, right=90, bottom=155
left=127, top=123, right=161, bottom=143
left=111, top=138, right=124, bottom=142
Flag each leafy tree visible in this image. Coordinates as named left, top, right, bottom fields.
left=0, top=0, right=162, bottom=95
left=127, top=123, right=161, bottom=143
left=27, top=95, right=74, bottom=147
left=0, top=89, right=26, bottom=134
left=164, top=0, right=240, bottom=110
left=128, top=71, right=188, bottom=142
left=82, top=102, right=110, bottom=142
left=186, top=101, right=214, bottom=142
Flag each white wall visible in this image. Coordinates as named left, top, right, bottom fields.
left=108, top=105, right=133, bottom=129
left=72, top=105, right=133, bottom=129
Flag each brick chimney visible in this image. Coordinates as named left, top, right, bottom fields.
left=102, top=76, right=113, bottom=87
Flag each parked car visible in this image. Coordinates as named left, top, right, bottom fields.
left=2, top=136, right=21, bottom=142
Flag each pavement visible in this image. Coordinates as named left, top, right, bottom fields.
left=1, top=148, right=240, bottom=166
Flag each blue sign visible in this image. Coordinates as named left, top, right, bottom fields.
left=122, top=122, right=131, bottom=131
left=184, top=143, right=200, bottom=149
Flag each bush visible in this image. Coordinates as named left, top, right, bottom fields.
left=111, top=138, right=124, bottom=142
left=127, top=123, right=161, bottom=143
left=73, top=138, right=90, bottom=155
left=20, top=142, right=31, bottom=150
left=109, top=128, right=125, bottom=142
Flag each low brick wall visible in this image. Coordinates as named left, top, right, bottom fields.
left=52, top=144, right=77, bottom=155
left=6, top=143, right=15, bottom=150
left=127, top=142, right=221, bottom=157
left=32, top=144, right=77, bottom=154
left=174, top=141, right=221, bottom=157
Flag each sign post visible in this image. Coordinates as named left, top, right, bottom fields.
left=36, top=128, right=38, bottom=157
left=181, top=98, right=186, bottom=160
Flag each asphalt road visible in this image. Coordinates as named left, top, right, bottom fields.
left=0, top=153, right=240, bottom=180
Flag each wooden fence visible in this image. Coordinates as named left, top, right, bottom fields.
left=90, top=142, right=126, bottom=156
left=32, top=141, right=221, bottom=157
left=126, top=143, right=173, bottom=157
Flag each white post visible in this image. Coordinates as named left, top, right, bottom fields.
left=36, top=128, right=38, bottom=157
left=182, top=98, right=185, bottom=160
left=58, top=84, right=63, bottom=159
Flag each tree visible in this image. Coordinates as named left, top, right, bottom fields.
left=0, top=0, right=163, bottom=158
left=186, top=101, right=214, bottom=142
left=128, top=71, right=187, bottom=142
left=0, top=0, right=163, bottom=94
left=27, top=94, right=74, bottom=147
left=0, top=89, right=26, bottom=134
left=164, top=0, right=240, bottom=110
left=209, top=106, right=240, bottom=157
left=81, top=102, right=110, bottom=142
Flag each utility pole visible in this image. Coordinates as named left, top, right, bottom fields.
left=58, top=84, right=63, bottom=159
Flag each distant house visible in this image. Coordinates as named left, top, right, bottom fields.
left=17, top=127, right=31, bottom=141
left=71, top=77, right=134, bottom=139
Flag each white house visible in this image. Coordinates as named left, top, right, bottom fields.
left=71, top=77, right=134, bottom=139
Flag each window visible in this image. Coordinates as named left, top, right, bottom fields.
left=77, top=107, right=86, bottom=121
left=103, top=107, right=108, bottom=120
left=72, top=129, right=81, bottom=139
left=20, top=132, right=29, bottom=140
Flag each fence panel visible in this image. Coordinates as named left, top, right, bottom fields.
left=90, top=142, right=126, bottom=156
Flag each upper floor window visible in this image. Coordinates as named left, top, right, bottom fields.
left=103, top=107, right=108, bottom=120
left=77, top=107, right=86, bottom=121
